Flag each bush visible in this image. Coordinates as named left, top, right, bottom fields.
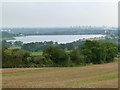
left=43, top=46, right=69, bottom=66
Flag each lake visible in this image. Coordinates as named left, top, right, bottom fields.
left=7, top=35, right=105, bottom=44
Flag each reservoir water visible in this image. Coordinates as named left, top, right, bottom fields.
left=7, top=35, right=105, bottom=44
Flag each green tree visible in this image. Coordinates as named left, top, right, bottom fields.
left=14, top=41, right=23, bottom=46
left=80, top=40, right=117, bottom=64
left=43, top=46, right=69, bottom=66
left=69, top=50, right=85, bottom=65
left=102, top=42, right=118, bottom=63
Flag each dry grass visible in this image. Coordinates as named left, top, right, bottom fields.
left=2, top=62, right=118, bottom=88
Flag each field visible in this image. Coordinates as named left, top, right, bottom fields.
left=2, top=62, right=118, bottom=88
left=1, top=37, right=14, bottom=41
left=31, top=51, right=43, bottom=56
left=9, top=45, right=21, bottom=49
left=31, top=51, right=70, bottom=56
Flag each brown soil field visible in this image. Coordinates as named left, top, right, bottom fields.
left=2, top=62, right=118, bottom=88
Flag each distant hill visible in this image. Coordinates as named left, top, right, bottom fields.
left=1, top=27, right=117, bottom=35
left=2, top=32, right=15, bottom=38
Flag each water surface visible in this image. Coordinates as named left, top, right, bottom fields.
left=7, top=35, right=105, bottom=44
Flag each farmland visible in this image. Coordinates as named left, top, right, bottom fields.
left=2, top=61, right=118, bottom=88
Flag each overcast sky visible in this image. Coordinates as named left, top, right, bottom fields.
left=1, top=1, right=118, bottom=27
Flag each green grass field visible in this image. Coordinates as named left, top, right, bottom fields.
left=31, top=51, right=43, bottom=56
left=31, top=50, right=70, bottom=56
left=2, top=61, right=118, bottom=88
left=2, top=37, right=14, bottom=41
left=8, top=46, right=21, bottom=49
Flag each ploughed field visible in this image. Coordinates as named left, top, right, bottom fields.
left=2, top=62, right=118, bottom=88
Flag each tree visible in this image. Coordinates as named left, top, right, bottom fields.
left=69, top=50, right=85, bottom=65
left=2, top=40, right=12, bottom=48
left=102, top=42, right=118, bottom=63
left=32, top=56, right=53, bottom=67
left=2, top=48, right=30, bottom=68
left=80, top=40, right=117, bottom=64
left=43, top=46, right=69, bottom=66
left=14, top=41, right=23, bottom=46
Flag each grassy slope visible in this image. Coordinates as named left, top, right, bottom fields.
left=31, top=51, right=43, bottom=56
left=8, top=46, right=21, bottom=49
left=2, top=62, right=118, bottom=88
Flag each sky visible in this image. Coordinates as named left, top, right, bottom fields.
left=1, top=0, right=118, bottom=27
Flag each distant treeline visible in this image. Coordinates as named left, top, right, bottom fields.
left=1, top=27, right=117, bottom=35
left=21, top=40, right=85, bottom=51
left=1, top=32, right=15, bottom=38
left=2, top=39, right=85, bottom=51
left=2, top=40, right=118, bottom=68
